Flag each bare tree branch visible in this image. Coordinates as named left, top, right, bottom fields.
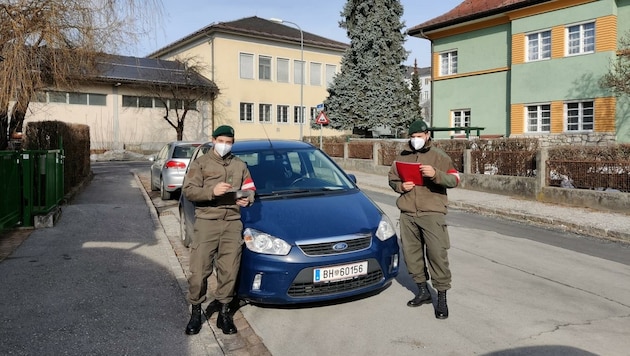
left=0, top=0, right=164, bottom=149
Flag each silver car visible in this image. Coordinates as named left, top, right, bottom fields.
left=150, top=141, right=202, bottom=200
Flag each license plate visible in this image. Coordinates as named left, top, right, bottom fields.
left=313, top=261, right=368, bottom=283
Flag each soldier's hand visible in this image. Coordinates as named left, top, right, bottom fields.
left=402, top=181, right=415, bottom=192
left=213, top=182, right=233, bottom=196
left=236, top=197, right=250, bottom=207
left=420, top=164, right=436, bottom=178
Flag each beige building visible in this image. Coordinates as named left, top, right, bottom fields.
left=149, top=16, right=349, bottom=141
left=25, top=55, right=217, bottom=151
left=23, top=16, right=348, bottom=151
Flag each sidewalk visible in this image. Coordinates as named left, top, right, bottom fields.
left=0, top=164, right=223, bottom=356
left=345, top=170, right=630, bottom=243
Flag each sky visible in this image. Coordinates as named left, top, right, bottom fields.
left=132, top=0, right=463, bottom=68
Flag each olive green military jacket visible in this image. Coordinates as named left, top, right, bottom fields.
left=183, top=150, right=254, bottom=221
left=388, top=140, right=460, bottom=216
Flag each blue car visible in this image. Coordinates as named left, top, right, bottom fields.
left=179, top=140, right=399, bottom=304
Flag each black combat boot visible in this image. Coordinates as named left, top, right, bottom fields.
left=407, top=282, right=432, bottom=307
left=435, top=290, right=449, bottom=319
left=185, top=304, right=202, bottom=335
left=205, top=299, right=221, bottom=317
left=216, top=303, right=237, bottom=334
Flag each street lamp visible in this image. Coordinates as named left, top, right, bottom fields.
left=270, top=18, right=304, bottom=141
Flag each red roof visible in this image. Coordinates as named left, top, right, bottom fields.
left=408, top=0, right=553, bottom=35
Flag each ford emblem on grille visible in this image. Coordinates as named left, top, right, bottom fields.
left=332, top=242, right=348, bottom=251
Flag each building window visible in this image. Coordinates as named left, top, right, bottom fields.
left=325, top=64, right=336, bottom=87
left=566, top=101, right=593, bottom=131
left=154, top=98, right=168, bottom=108
left=33, top=92, right=47, bottom=103
left=277, top=58, right=289, bottom=83
left=259, top=104, right=272, bottom=123
left=424, top=78, right=430, bottom=85
left=69, top=93, right=88, bottom=105
left=139, top=97, right=153, bottom=108
left=440, top=51, right=457, bottom=76
left=527, top=30, right=551, bottom=61
left=277, top=105, right=289, bottom=123
left=240, top=102, right=253, bottom=122
left=89, top=94, right=107, bottom=106
left=294, top=106, right=305, bottom=124
left=451, top=109, right=470, bottom=133
left=240, top=53, right=254, bottom=79
left=310, top=62, right=322, bottom=86
left=294, top=60, right=305, bottom=85
left=310, top=107, right=318, bottom=120
left=49, top=92, right=67, bottom=103
left=567, top=22, right=595, bottom=55
left=526, top=104, right=551, bottom=132
left=184, top=100, right=198, bottom=110
left=259, top=56, right=271, bottom=80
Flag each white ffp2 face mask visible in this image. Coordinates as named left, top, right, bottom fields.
left=214, top=142, right=232, bottom=157
left=410, top=137, right=426, bottom=150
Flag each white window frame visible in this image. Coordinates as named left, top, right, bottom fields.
left=259, top=103, right=272, bottom=123
left=325, top=64, right=337, bottom=88
left=565, top=101, right=594, bottom=132
left=240, top=102, right=253, bottom=122
left=294, top=60, right=305, bottom=85
left=440, top=50, right=458, bottom=76
left=566, top=22, right=595, bottom=56
left=526, top=30, right=551, bottom=62
left=277, top=105, right=289, bottom=123
left=239, top=53, right=254, bottom=79
left=526, top=104, right=551, bottom=133
left=258, top=55, right=271, bottom=80
left=293, top=106, right=305, bottom=124
left=451, top=109, right=470, bottom=134
left=310, top=62, right=322, bottom=86
left=277, top=58, right=289, bottom=83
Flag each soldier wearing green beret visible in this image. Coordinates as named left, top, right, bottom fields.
left=388, top=120, right=460, bottom=319
left=182, top=125, right=255, bottom=335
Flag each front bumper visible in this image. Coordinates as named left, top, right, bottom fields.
left=237, top=236, right=399, bottom=304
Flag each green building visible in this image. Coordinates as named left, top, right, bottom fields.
left=408, top=0, right=630, bottom=143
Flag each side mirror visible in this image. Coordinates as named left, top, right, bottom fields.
left=148, top=156, right=155, bottom=162
left=347, top=173, right=357, bottom=184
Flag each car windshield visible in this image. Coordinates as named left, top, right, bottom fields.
left=235, top=147, right=355, bottom=196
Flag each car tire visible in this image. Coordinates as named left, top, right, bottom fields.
left=180, top=208, right=191, bottom=247
left=160, top=179, right=171, bottom=200
left=150, top=171, right=159, bottom=191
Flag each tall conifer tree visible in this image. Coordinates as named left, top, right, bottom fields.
left=324, top=0, right=414, bottom=135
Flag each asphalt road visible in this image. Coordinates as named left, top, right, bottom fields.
left=239, top=188, right=630, bottom=356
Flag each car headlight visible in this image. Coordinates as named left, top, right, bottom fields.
left=375, top=215, right=396, bottom=241
left=243, top=228, right=291, bottom=255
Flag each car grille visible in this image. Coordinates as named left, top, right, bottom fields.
left=287, top=270, right=384, bottom=297
left=297, top=234, right=372, bottom=256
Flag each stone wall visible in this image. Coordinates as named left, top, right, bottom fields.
left=512, top=133, right=616, bottom=147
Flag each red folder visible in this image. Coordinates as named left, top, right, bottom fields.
left=395, top=161, right=423, bottom=186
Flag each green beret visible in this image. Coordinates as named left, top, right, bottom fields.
left=212, top=125, right=234, bottom=138
left=408, top=120, right=429, bottom=135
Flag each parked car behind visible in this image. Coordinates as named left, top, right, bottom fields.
left=150, top=141, right=202, bottom=200
left=179, top=139, right=400, bottom=305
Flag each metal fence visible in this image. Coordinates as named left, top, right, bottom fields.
left=0, top=150, right=64, bottom=229
left=471, top=150, right=537, bottom=176
left=547, top=160, right=630, bottom=192
left=0, top=151, right=22, bottom=229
